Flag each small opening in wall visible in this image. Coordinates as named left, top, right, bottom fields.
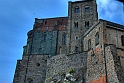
left=74, top=22, right=78, bottom=28
left=62, top=34, right=66, bottom=45
left=88, top=39, right=91, bottom=50
left=75, top=7, right=80, bottom=13
left=95, top=32, right=99, bottom=46
left=75, top=46, right=78, bottom=52
left=85, top=6, right=90, bottom=12
left=29, top=80, right=33, bottom=83
left=76, top=36, right=78, bottom=40
left=45, top=21, right=47, bottom=25
left=85, top=21, right=89, bottom=28
left=121, top=35, right=124, bottom=46
left=36, top=63, right=40, bottom=66
left=44, top=34, right=46, bottom=42
left=38, top=48, right=42, bottom=53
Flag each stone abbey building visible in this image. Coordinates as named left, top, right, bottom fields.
left=13, top=0, right=124, bottom=83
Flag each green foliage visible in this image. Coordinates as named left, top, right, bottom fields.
left=68, top=68, right=75, bottom=74
left=67, top=81, right=72, bottom=83
left=55, top=71, right=61, bottom=75
left=46, top=77, right=52, bottom=81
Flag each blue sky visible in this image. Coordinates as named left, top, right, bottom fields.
left=0, top=0, right=123, bottom=83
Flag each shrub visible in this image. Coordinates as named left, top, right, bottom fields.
left=68, top=68, right=75, bottom=74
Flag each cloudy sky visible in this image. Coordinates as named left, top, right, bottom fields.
left=0, top=0, right=123, bottom=83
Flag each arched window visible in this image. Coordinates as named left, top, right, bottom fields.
left=75, top=7, right=80, bottom=13
left=95, top=32, right=99, bottom=45
left=88, top=39, right=91, bottom=50
left=29, top=80, right=33, bottom=83
left=62, top=34, right=66, bottom=45
left=121, top=35, right=124, bottom=46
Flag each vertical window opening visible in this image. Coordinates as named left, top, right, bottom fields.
left=45, top=21, right=47, bottom=25
left=95, top=32, right=99, bottom=45
left=121, top=35, right=124, bottom=46
left=44, top=34, right=46, bottom=42
left=38, top=48, right=42, bottom=53
left=59, top=47, right=62, bottom=54
left=75, top=47, right=78, bottom=52
left=74, top=22, right=78, bottom=28
left=62, top=34, right=66, bottom=45
left=76, top=36, right=78, bottom=40
left=88, top=39, right=91, bottom=50
left=29, top=80, right=33, bottom=83
left=85, top=6, right=90, bottom=12
left=75, top=7, right=80, bottom=13
left=85, top=21, right=89, bottom=28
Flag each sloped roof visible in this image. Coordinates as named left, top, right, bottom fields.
left=100, top=19, right=124, bottom=31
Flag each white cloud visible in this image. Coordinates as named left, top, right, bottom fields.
left=97, top=0, right=123, bottom=22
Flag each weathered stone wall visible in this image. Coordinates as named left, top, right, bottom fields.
left=13, top=55, right=30, bottom=83
left=13, top=54, right=48, bottom=83
left=116, top=51, right=124, bottom=68
left=105, top=27, right=124, bottom=49
left=24, top=55, right=48, bottom=83
left=45, top=52, right=88, bottom=83
left=103, top=20, right=124, bottom=74
left=83, top=21, right=106, bottom=83
left=83, top=20, right=104, bottom=51
left=105, top=45, right=124, bottom=83
left=13, top=60, right=22, bottom=83
left=86, top=46, right=106, bottom=83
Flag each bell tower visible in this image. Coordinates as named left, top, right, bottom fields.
left=67, top=0, right=98, bottom=53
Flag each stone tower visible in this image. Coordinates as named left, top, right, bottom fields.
left=67, top=0, right=98, bottom=53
